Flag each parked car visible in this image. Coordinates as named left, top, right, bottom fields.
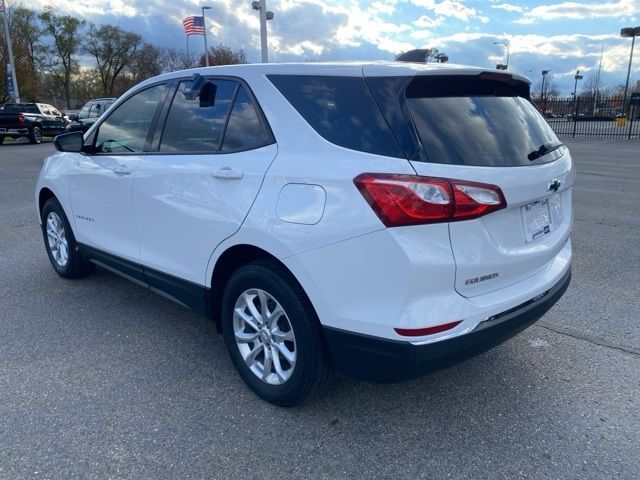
left=36, top=62, right=573, bottom=406
left=0, top=103, right=67, bottom=144
left=63, top=109, right=80, bottom=122
left=65, top=98, right=116, bottom=133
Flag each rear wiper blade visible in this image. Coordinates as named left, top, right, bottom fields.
left=528, top=142, right=564, bottom=161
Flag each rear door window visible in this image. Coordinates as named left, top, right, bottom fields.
left=159, top=79, right=237, bottom=153
left=402, top=75, right=562, bottom=167
left=221, top=85, right=273, bottom=152
left=268, top=75, right=404, bottom=158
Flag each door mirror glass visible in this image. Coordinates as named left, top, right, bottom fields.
left=54, top=131, right=84, bottom=152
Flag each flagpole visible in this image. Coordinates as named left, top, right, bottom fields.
left=593, top=44, right=603, bottom=116
left=2, top=0, right=20, bottom=102
left=186, top=34, right=190, bottom=68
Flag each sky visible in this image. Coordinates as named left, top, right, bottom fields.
left=27, top=0, right=640, bottom=95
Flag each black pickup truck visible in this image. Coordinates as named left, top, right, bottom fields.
left=0, top=103, right=68, bottom=144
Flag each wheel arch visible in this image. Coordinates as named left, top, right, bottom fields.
left=209, top=244, right=314, bottom=332
left=38, top=187, right=57, bottom=218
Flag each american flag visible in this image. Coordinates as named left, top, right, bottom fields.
left=182, top=16, right=205, bottom=36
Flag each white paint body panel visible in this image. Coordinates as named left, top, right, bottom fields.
left=68, top=153, right=144, bottom=262
left=276, top=184, right=326, bottom=225
left=36, top=61, right=571, bottom=347
left=410, top=150, right=574, bottom=297
left=134, top=144, right=277, bottom=283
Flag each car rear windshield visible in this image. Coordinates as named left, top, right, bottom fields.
left=268, top=75, right=404, bottom=158
left=403, top=75, right=562, bottom=167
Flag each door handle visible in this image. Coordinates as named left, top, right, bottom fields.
left=113, top=166, right=132, bottom=176
left=211, top=167, right=243, bottom=180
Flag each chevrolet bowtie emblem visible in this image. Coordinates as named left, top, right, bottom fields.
left=547, top=179, right=561, bottom=192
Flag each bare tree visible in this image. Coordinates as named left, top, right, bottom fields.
left=129, top=43, right=163, bottom=83
left=67, top=68, right=103, bottom=106
left=83, top=24, right=142, bottom=97
left=532, top=78, right=560, bottom=99
left=39, top=7, right=85, bottom=108
left=160, top=47, right=195, bottom=73
left=199, top=43, right=247, bottom=67
left=579, top=73, right=612, bottom=99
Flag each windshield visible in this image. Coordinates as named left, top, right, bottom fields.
left=406, top=95, right=563, bottom=167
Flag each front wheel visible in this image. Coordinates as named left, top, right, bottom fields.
left=41, top=197, right=95, bottom=278
left=222, top=260, right=332, bottom=406
left=29, top=126, right=42, bottom=144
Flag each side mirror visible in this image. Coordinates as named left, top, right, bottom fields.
left=68, top=113, right=78, bottom=121
left=54, top=131, right=84, bottom=153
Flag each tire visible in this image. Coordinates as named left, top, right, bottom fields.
left=0, top=136, right=4, bottom=145
left=29, top=126, right=42, bottom=144
left=222, top=260, right=332, bottom=406
left=41, top=197, right=95, bottom=279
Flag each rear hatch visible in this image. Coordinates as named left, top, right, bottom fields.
left=366, top=69, right=574, bottom=297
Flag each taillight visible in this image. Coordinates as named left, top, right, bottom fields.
left=353, top=173, right=506, bottom=227
left=18, top=113, right=25, bottom=126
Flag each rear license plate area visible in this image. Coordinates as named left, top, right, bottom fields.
left=522, top=198, right=552, bottom=242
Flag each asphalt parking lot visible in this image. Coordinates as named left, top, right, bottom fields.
left=1, top=139, right=638, bottom=479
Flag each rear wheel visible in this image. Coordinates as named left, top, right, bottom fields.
left=29, top=126, right=42, bottom=144
left=221, top=260, right=332, bottom=406
left=0, top=136, right=4, bottom=145
left=41, top=197, right=95, bottom=279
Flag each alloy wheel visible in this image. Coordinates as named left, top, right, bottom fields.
left=233, top=288, right=297, bottom=385
left=46, top=212, right=69, bottom=267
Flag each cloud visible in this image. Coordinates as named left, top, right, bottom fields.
left=23, top=0, right=640, bottom=93
left=413, top=14, right=444, bottom=28
left=410, top=0, right=489, bottom=23
left=517, top=0, right=640, bottom=23
left=491, top=3, right=525, bottom=13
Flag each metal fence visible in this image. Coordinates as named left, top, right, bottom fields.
left=531, top=96, right=640, bottom=139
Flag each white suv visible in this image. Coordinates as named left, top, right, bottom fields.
left=36, top=62, right=573, bottom=406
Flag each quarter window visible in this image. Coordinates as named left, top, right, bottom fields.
left=95, top=84, right=166, bottom=154
left=222, top=85, right=272, bottom=152
left=159, top=79, right=237, bottom=153
left=268, top=75, right=404, bottom=158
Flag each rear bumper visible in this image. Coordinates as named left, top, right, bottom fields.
left=323, top=267, right=571, bottom=383
left=0, top=128, right=29, bottom=136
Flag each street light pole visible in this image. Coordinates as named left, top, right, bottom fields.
left=493, top=41, right=510, bottom=70
left=259, top=0, right=268, bottom=63
left=573, top=70, right=583, bottom=97
left=621, top=26, right=640, bottom=115
left=252, top=1, right=273, bottom=63
left=202, top=5, right=212, bottom=67
left=541, top=70, right=550, bottom=114
left=1, top=0, right=20, bottom=103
